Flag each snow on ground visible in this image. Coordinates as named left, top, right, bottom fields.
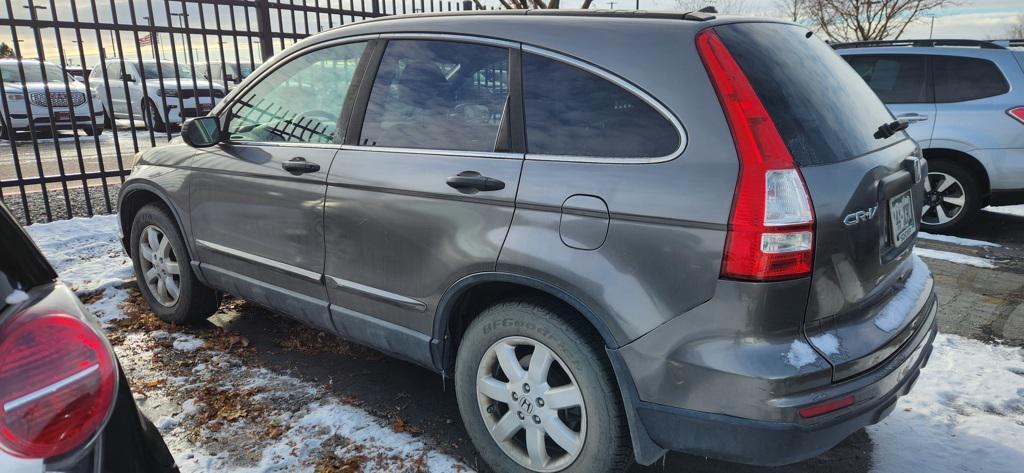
left=23, top=215, right=1024, bottom=473
left=918, top=232, right=1001, bottom=248
left=24, top=216, right=469, bottom=472
left=867, top=334, right=1024, bottom=473
left=986, top=205, right=1024, bottom=218
left=914, top=247, right=997, bottom=268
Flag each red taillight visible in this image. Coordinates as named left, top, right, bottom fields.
left=0, top=312, right=116, bottom=459
left=1009, top=106, right=1024, bottom=124
left=696, top=29, right=816, bottom=281
left=798, top=395, right=855, bottom=418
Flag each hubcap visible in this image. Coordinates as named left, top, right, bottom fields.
left=476, top=336, right=586, bottom=472
left=138, top=225, right=180, bottom=307
left=922, top=171, right=966, bottom=226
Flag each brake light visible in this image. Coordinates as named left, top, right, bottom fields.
left=0, top=311, right=116, bottom=459
left=696, top=29, right=816, bottom=281
left=1008, top=107, right=1024, bottom=124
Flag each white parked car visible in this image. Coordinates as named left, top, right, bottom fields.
left=88, top=59, right=225, bottom=132
left=0, top=59, right=104, bottom=139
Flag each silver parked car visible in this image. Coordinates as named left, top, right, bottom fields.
left=836, top=39, right=1024, bottom=231
left=0, top=59, right=104, bottom=139
left=118, top=11, right=937, bottom=473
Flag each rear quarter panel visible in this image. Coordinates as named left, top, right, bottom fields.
left=494, top=22, right=738, bottom=345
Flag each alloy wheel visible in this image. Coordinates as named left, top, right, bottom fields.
left=922, top=171, right=966, bottom=226
left=476, top=336, right=586, bottom=472
left=138, top=225, right=180, bottom=307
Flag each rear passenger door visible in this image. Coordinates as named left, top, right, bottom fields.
left=323, top=38, right=521, bottom=366
left=190, top=41, right=368, bottom=333
left=845, top=54, right=936, bottom=143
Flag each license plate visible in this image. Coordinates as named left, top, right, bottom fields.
left=54, top=111, right=71, bottom=121
left=889, top=190, right=916, bottom=247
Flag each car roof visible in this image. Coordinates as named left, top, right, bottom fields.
left=833, top=39, right=1020, bottom=55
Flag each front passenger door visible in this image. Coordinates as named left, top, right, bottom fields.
left=190, top=41, right=368, bottom=332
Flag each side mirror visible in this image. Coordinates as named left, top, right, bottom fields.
left=224, top=74, right=236, bottom=83
left=181, top=116, right=222, bottom=148
left=121, top=73, right=135, bottom=82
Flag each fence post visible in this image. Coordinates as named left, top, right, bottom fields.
left=372, top=0, right=381, bottom=15
left=254, top=0, right=275, bottom=62
left=462, top=0, right=474, bottom=10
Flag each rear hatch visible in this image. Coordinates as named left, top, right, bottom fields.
left=715, top=22, right=932, bottom=381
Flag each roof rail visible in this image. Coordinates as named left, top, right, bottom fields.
left=831, top=39, right=1008, bottom=50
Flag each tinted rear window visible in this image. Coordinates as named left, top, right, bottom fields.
left=716, top=23, right=902, bottom=166
left=933, top=56, right=1009, bottom=102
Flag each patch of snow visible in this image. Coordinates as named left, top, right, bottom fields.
left=180, top=399, right=201, bottom=416
left=4, top=289, right=29, bottom=305
left=918, top=232, right=1000, bottom=248
left=868, top=334, right=1024, bottom=473
left=150, top=330, right=172, bottom=340
left=985, top=204, right=1024, bottom=218
left=171, top=334, right=204, bottom=352
left=913, top=247, right=996, bottom=269
left=785, top=340, right=819, bottom=369
left=24, top=215, right=133, bottom=295
left=874, top=256, right=931, bottom=332
left=810, top=333, right=841, bottom=355
left=156, top=416, right=179, bottom=431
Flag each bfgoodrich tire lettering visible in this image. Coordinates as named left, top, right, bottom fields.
left=130, top=203, right=217, bottom=324
left=455, top=298, right=632, bottom=473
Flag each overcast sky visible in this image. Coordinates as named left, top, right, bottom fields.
left=0, top=0, right=1020, bottom=68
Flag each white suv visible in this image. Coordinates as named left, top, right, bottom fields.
left=0, top=59, right=104, bottom=139
left=88, top=59, right=225, bottom=132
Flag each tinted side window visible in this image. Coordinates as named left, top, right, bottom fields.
left=523, top=53, right=679, bottom=158
left=359, top=40, right=509, bottom=152
left=845, top=55, right=930, bottom=104
left=933, top=56, right=1009, bottom=103
left=225, top=42, right=365, bottom=144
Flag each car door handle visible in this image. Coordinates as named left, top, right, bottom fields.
left=446, top=171, right=505, bottom=193
left=281, top=157, right=320, bottom=174
left=896, top=113, right=929, bottom=123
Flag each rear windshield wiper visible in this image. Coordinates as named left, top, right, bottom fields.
left=873, top=119, right=910, bottom=139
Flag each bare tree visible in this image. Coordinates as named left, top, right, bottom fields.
left=774, top=0, right=807, bottom=22
left=470, top=0, right=597, bottom=9
left=1008, top=14, right=1024, bottom=40
left=804, top=0, right=961, bottom=42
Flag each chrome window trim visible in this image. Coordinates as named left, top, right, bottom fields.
left=195, top=239, right=322, bottom=282
left=520, top=45, right=688, bottom=164
left=341, top=144, right=523, bottom=160
left=220, top=141, right=342, bottom=150
left=326, top=275, right=427, bottom=312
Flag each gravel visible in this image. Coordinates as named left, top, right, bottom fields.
left=2, top=183, right=121, bottom=225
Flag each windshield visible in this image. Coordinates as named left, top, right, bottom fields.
left=0, top=63, right=71, bottom=84
left=140, top=62, right=194, bottom=80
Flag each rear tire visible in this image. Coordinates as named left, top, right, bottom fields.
left=130, top=204, right=218, bottom=324
left=455, top=298, right=633, bottom=473
left=83, top=126, right=104, bottom=137
left=921, top=158, right=981, bottom=233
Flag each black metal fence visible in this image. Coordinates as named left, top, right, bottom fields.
left=0, top=0, right=468, bottom=224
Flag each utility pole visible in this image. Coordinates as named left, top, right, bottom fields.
left=22, top=3, right=46, bottom=60
left=929, top=15, right=936, bottom=39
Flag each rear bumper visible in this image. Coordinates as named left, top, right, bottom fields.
left=631, top=295, right=937, bottom=466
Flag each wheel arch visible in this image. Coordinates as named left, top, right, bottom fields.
left=923, top=148, right=991, bottom=201
left=118, top=183, right=192, bottom=260
left=433, top=272, right=668, bottom=465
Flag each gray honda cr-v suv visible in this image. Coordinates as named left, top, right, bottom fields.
left=118, top=10, right=938, bottom=473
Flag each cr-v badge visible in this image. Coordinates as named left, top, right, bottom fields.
left=844, top=205, right=878, bottom=226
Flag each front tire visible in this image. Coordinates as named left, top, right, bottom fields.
left=143, top=100, right=167, bottom=132
left=921, top=159, right=981, bottom=233
left=83, top=125, right=104, bottom=136
left=130, top=203, right=217, bottom=324
left=455, top=299, right=632, bottom=473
